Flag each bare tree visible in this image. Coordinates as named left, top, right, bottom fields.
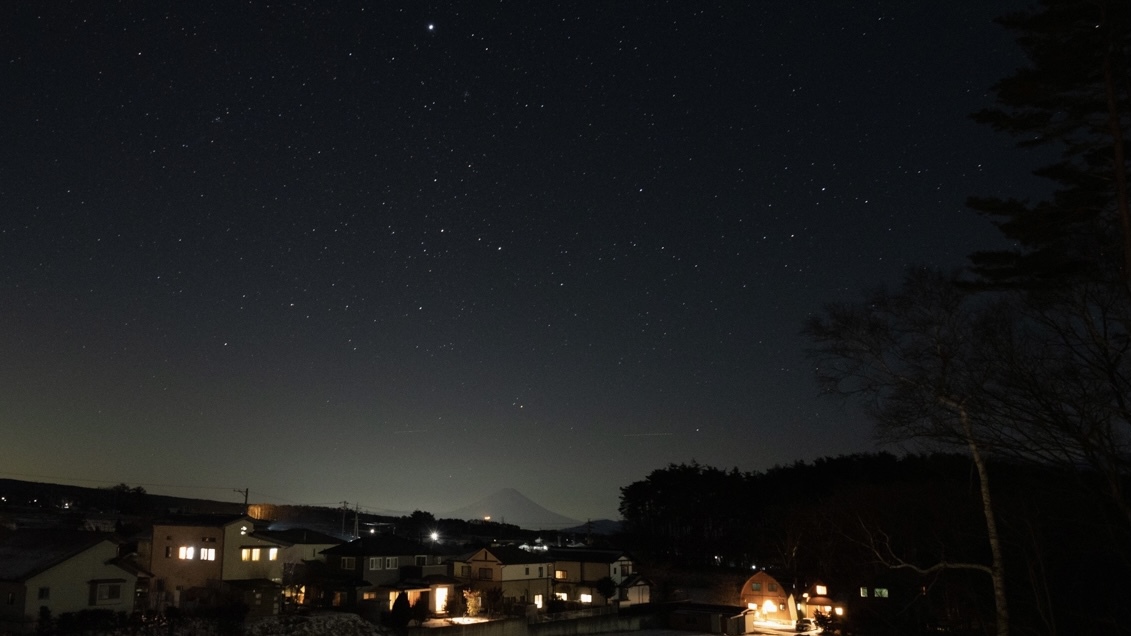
left=805, top=268, right=1011, bottom=636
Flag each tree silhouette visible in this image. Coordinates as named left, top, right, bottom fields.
left=968, top=0, right=1130, bottom=290
left=805, top=268, right=1011, bottom=636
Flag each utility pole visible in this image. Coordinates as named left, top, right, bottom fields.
left=353, top=503, right=360, bottom=538
left=234, top=488, right=249, bottom=515
left=340, top=501, right=350, bottom=536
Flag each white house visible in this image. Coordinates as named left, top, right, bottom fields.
left=0, top=530, right=140, bottom=633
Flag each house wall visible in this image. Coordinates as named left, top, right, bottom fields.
left=465, top=549, right=500, bottom=583
left=281, top=542, right=336, bottom=564
left=739, top=571, right=787, bottom=620
left=620, top=583, right=650, bottom=606
left=609, top=558, right=631, bottom=584
left=24, top=541, right=136, bottom=620
left=150, top=523, right=226, bottom=600
left=222, top=525, right=284, bottom=582
left=500, top=561, right=551, bottom=605
left=361, top=553, right=409, bottom=587
left=553, top=561, right=580, bottom=582
left=0, top=582, right=30, bottom=632
left=580, top=562, right=610, bottom=583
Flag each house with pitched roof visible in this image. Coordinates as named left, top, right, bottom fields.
left=739, top=570, right=789, bottom=622
left=249, top=527, right=343, bottom=609
left=546, top=547, right=649, bottom=606
left=0, top=530, right=141, bottom=634
left=453, top=545, right=553, bottom=611
left=320, top=534, right=454, bottom=615
left=145, top=514, right=288, bottom=617
left=800, top=579, right=846, bottom=624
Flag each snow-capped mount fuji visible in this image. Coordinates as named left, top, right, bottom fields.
left=440, top=488, right=581, bottom=530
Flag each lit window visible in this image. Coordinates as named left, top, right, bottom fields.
left=269, top=548, right=278, bottom=561
left=535, top=594, right=543, bottom=609
left=241, top=548, right=262, bottom=561
left=580, top=594, right=592, bottom=603
left=385, top=557, right=398, bottom=569
left=178, top=546, right=194, bottom=560
left=362, top=591, right=378, bottom=600
left=859, top=587, right=868, bottom=598
left=815, top=585, right=827, bottom=596
left=554, top=570, right=568, bottom=580
left=555, top=593, right=568, bottom=601
left=874, top=588, right=889, bottom=598
left=200, top=548, right=216, bottom=561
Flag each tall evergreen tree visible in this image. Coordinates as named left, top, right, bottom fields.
left=967, top=0, right=1130, bottom=289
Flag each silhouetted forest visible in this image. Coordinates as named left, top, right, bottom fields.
left=619, top=452, right=1129, bottom=635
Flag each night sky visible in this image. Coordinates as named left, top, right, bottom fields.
left=2, top=1, right=1041, bottom=522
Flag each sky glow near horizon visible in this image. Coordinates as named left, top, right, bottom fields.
left=1, top=0, right=1038, bottom=521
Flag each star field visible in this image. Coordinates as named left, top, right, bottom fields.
left=1, top=0, right=1037, bottom=521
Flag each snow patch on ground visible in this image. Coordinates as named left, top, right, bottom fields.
left=246, top=613, right=387, bottom=636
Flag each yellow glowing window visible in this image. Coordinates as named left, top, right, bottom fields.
left=554, top=570, right=568, bottom=580
left=269, top=548, right=278, bottom=561
left=580, top=594, right=592, bottom=603
left=200, top=548, right=216, bottom=561
left=555, top=592, right=568, bottom=601
left=241, top=548, right=262, bottom=561
left=178, top=546, right=194, bottom=560
left=815, top=585, right=827, bottom=596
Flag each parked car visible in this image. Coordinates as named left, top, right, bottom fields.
left=796, top=617, right=818, bottom=632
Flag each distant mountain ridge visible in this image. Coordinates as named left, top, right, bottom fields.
left=440, top=488, right=582, bottom=530
left=0, top=478, right=618, bottom=533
